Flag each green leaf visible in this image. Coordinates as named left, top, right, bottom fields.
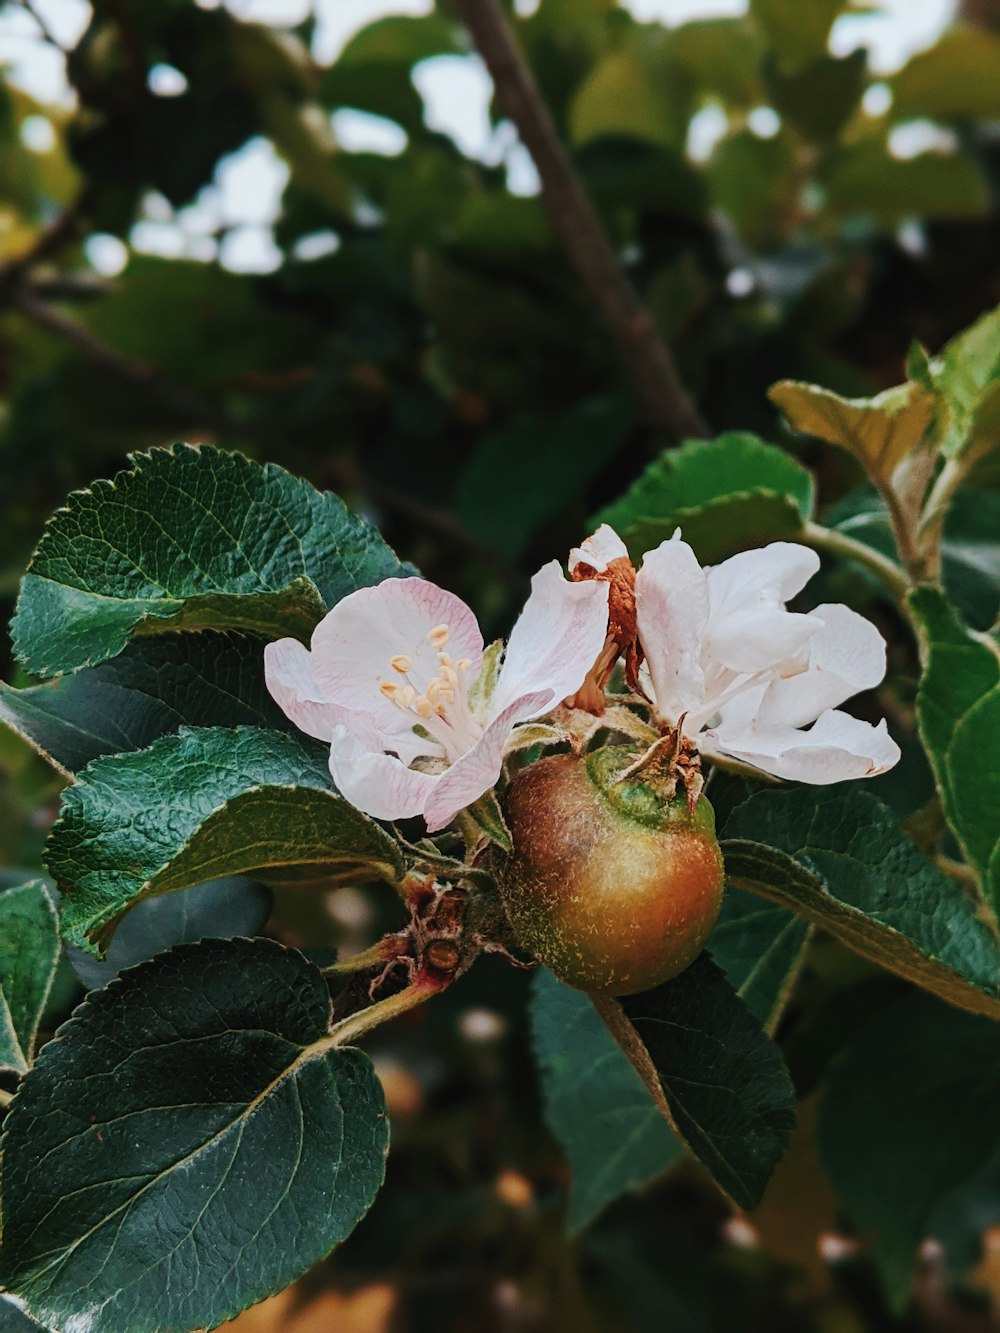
left=891, top=27, right=1000, bottom=121
left=750, top=0, right=846, bottom=72
left=46, top=726, right=404, bottom=954
left=320, top=15, right=462, bottom=133
left=833, top=489, right=1000, bottom=630
left=910, top=587, right=1000, bottom=921
left=920, top=303, right=1000, bottom=463
left=769, top=378, right=935, bottom=489
left=764, top=49, right=867, bottom=144
left=12, top=444, right=412, bottom=678
left=455, top=397, right=632, bottom=560
left=0, top=632, right=289, bottom=775
left=0, top=881, right=60, bottom=1074
left=824, top=140, right=991, bottom=225
left=721, top=785, right=1000, bottom=1019
left=530, top=969, right=683, bottom=1232
left=819, top=992, right=1000, bottom=1312
left=569, top=47, right=692, bottom=152
left=67, top=875, right=272, bottom=992
left=595, top=954, right=796, bottom=1210
left=0, top=1296, right=51, bottom=1331
left=530, top=888, right=809, bottom=1228
left=707, top=887, right=810, bottom=1032
left=597, top=433, right=814, bottom=564
left=0, top=938, right=389, bottom=1333
left=706, top=129, right=797, bottom=246
left=663, top=18, right=765, bottom=107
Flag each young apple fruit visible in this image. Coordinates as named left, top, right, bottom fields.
left=498, top=746, right=724, bottom=996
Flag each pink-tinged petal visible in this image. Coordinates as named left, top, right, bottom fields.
left=758, top=604, right=888, bottom=729
left=491, top=563, right=609, bottom=718
left=328, top=725, right=439, bottom=821
left=634, top=536, right=709, bottom=723
left=264, top=638, right=350, bottom=742
left=707, top=542, right=820, bottom=617
left=309, top=577, right=484, bottom=729
left=714, top=709, right=901, bottom=784
left=422, top=693, right=550, bottom=832
left=569, top=524, right=629, bottom=573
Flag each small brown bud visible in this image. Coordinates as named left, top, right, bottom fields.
left=424, top=940, right=461, bottom=973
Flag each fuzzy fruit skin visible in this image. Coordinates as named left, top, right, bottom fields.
left=499, top=748, right=724, bottom=996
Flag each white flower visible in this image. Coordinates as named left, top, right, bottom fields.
left=265, top=565, right=609, bottom=831
left=632, top=532, right=900, bottom=783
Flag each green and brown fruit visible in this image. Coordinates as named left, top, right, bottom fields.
left=498, top=746, right=724, bottom=996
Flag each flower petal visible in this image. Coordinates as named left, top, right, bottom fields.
left=707, top=542, right=820, bottom=616
left=634, top=535, right=709, bottom=723
left=491, top=562, right=609, bottom=718
left=264, top=637, right=350, bottom=742
left=328, top=725, right=439, bottom=821
left=569, top=524, right=629, bottom=573
left=757, top=603, right=888, bottom=729
left=713, top=709, right=901, bottom=783
left=422, top=693, right=550, bottom=832
left=309, top=577, right=484, bottom=729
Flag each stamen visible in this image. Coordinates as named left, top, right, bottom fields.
left=390, top=654, right=412, bottom=673
left=455, top=658, right=472, bottom=671
left=414, top=695, right=434, bottom=718
left=427, top=624, right=450, bottom=649
left=380, top=681, right=403, bottom=701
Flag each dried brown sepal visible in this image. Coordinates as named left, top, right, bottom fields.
left=566, top=553, right=643, bottom=710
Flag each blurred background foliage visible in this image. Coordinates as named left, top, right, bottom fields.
left=2, top=0, right=1000, bottom=1329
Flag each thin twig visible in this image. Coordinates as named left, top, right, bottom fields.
left=802, top=519, right=912, bottom=605
left=455, top=0, right=706, bottom=441
left=10, top=284, right=274, bottom=441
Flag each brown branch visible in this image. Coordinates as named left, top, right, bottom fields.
left=10, top=284, right=258, bottom=438
left=455, top=0, right=707, bottom=441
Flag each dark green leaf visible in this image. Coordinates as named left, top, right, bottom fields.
left=598, top=432, right=814, bottom=564
left=530, top=969, right=682, bottom=1232
left=598, top=954, right=797, bottom=1210
left=0, top=881, right=60, bottom=1074
left=321, top=15, right=462, bottom=133
left=455, top=397, right=632, bottom=560
left=764, top=50, right=867, bottom=144
left=819, top=992, right=1000, bottom=1311
left=46, top=726, right=404, bottom=954
left=0, top=938, right=389, bottom=1333
left=910, top=587, right=1000, bottom=920
left=0, top=1295, right=51, bottom=1331
left=833, top=489, right=1000, bottom=630
left=721, top=785, right=1000, bottom=1018
left=750, top=0, right=846, bottom=72
left=67, top=875, right=272, bottom=991
left=708, top=887, right=810, bottom=1031
left=12, top=444, right=412, bottom=677
left=707, top=129, right=797, bottom=245
left=0, top=632, right=289, bottom=775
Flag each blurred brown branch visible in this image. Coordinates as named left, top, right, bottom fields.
left=455, top=0, right=707, bottom=441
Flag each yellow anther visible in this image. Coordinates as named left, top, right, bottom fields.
left=390, top=654, right=412, bottom=673
left=399, top=685, right=416, bottom=707
left=426, top=679, right=443, bottom=705
left=380, top=681, right=402, bottom=701
left=455, top=657, right=472, bottom=672
left=414, top=695, right=434, bottom=718
left=427, top=624, right=450, bottom=649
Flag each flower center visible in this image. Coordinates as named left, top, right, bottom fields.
left=378, top=623, right=481, bottom=761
